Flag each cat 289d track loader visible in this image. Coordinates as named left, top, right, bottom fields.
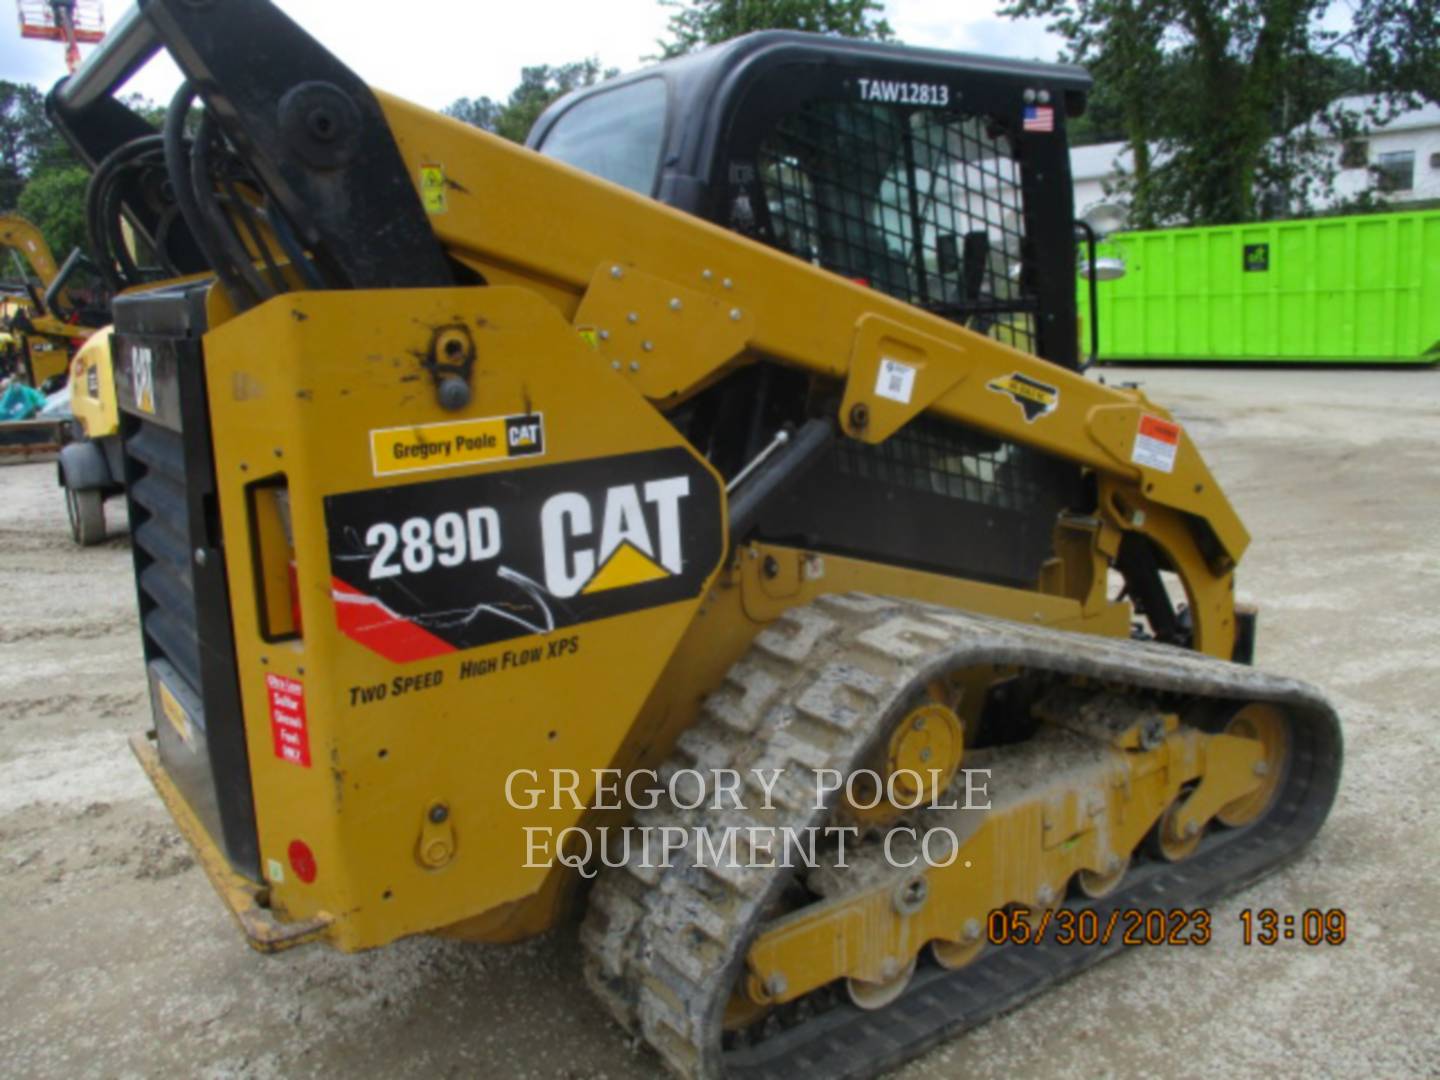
left=50, top=3, right=1341, bottom=1077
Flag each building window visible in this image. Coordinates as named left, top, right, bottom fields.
left=1375, top=150, right=1414, bottom=192
left=1340, top=139, right=1367, bottom=168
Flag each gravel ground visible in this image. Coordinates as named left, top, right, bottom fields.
left=1, top=365, right=1437, bottom=1080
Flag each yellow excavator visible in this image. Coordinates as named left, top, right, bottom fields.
left=2, top=212, right=72, bottom=387
left=1, top=213, right=63, bottom=294
left=0, top=212, right=107, bottom=387
left=49, top=3, right=1341, bottom=1077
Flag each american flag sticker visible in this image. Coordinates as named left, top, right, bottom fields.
left=1023, top=105, right=1054, bottom=133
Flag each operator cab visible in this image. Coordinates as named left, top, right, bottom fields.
left=531, top=31, right=1090, bottom=369
left=532, top=34, right=1091, bottom=594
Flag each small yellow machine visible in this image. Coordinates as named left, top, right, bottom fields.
left=51, top=3, right=1341, bottom=1076
left=56, top=326, right=123, bottom=543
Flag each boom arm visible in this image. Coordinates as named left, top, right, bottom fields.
left=0, top=214, right=66, bottom=305
left=378, top=96, right=1249, bottom=654
left=384, top=95, right=1246, bottom=557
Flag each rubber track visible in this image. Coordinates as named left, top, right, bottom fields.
left=580, top=594, right=1343, bottom=1079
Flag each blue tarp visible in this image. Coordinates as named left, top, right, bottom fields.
left=0, top=381, right=46, bottom=421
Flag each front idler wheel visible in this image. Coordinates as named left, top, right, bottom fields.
left=1214, top=703, right=1290, bottom=827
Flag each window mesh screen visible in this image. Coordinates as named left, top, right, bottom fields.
left=756, top=402, right=1079, bottom=588
left=834, top=413, right=1053, bottom=513
left=744, top=100, right=1037, bottom=354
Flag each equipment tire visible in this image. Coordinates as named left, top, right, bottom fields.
left=66, top=486, right=105, bottom=546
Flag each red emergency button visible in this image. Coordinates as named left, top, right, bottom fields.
left=288, top=839, right=317, bottom=884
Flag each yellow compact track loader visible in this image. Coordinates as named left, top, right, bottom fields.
left=51, top=3, right=1341, bottom=1077
left=57, top=325, right=125, bottom=544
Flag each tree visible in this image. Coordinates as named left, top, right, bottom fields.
left=1, top=80, right=75, bottom=209
left=1, top=85, right=163, bottom=262
left=656, top=0, right=893, bottom=58
left=3, top=79, right=85, bottom=258
left=1060, top=0, right=1169, bottom=225
left=444, top=96, right=503, bottom=134
left=17, top=165, right=89, bottom=258
left=1353, top=0, right=1439, bottom=104
left=1004, top=0, right=1437, bottom=225
left=120, top=91, right=168, bottom=131
left=445, top=59, right=618, bottom=144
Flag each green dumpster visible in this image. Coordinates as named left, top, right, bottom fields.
left=1083, top=208, right=1440, bottom=364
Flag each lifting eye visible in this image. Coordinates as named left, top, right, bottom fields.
left=426, top=325, right=475, bottom=411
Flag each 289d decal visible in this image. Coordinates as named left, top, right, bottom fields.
left=325, top=448, right=724, bottom=664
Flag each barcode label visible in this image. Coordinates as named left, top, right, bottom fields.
left=875, top=358, right=917, bottom=404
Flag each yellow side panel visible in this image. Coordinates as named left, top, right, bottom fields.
left=202, top=286, right=726, bottom=950
left=68, top=327, right=119, bottom=438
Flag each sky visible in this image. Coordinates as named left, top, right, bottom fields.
left=1, top=0, right=1065, bottom=111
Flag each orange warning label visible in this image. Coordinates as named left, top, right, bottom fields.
left=1138, top=414, right=1180, bottom=444
left=1133, top=414, right=1181, bottom=473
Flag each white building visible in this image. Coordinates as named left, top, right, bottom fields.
left=1322, top=95, right=1440, bottom=205
left=1070, top=95, right=1440, bottom=224
left=1071, top=141, right=1138, bottom=221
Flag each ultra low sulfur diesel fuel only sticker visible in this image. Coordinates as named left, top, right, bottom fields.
left=325, top=447, right=724, bottom=664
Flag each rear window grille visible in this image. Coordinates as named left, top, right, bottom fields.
left=749, top=100, right=1037, bottom=354
left=835, top=413, right=1054, bottom=513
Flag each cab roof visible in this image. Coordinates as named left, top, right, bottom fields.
left=528, top=29, right=1091, bottom=159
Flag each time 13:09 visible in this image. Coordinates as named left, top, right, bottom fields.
left=1240, top=908, right=1347, bottom=945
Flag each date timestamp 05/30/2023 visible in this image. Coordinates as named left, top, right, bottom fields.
left=986, top=907, right=1348, bottom=947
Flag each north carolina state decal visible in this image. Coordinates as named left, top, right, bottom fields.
left=987, top=372, right=1059, bottom=422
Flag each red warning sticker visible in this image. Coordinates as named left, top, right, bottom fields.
left=266, top=673, right=311, bottom=768
left=1132, top=414, right=1181, bottom=474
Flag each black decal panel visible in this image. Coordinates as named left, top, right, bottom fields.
left=324, top=448, right=723, bottom=662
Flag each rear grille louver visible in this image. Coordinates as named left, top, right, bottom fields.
left=127, top=424, right=203, bottom=688
left=113, top=286, right=260, bottom=880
